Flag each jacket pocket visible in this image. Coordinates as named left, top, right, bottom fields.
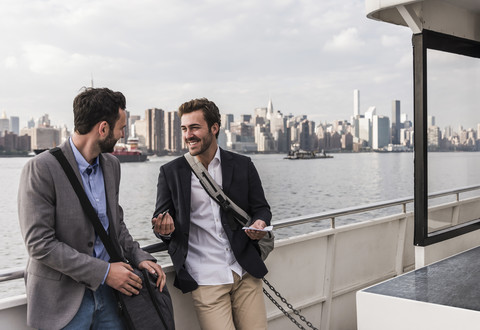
left=28, top=260, right=62, bottom=281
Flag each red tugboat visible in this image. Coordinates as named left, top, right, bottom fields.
left=112, top=137, right=148, bottom=162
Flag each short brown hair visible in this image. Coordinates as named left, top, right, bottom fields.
left=73, top=87, right=126, bottom=134
left=178, top=98, right=221, bottom=138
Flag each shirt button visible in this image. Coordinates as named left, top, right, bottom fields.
left=88, top=242, right=93, bottom=247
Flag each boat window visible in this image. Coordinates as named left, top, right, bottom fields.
left=414, top=30, right=480, bottom=246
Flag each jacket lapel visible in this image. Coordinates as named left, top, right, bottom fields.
left=180, top=157, right=192, bottom=231
left=220, top=148, right=234, bottom=195
left=100, top=154, right=117, bottom=224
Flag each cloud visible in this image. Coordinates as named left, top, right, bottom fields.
left=0, top=0, right=418, bottom=128
left=4, top=56, right=17, bottom=69
left=381, top=34, right=401, bottom=47
left=323, top=27, right=365, bottom=52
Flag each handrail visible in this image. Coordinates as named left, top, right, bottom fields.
left=2, top=185, right=480, bottom=285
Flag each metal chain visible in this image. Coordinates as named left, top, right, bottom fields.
left=263, top=277, right=318, bottom=330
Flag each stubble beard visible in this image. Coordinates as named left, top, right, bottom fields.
left=99, top=130, right=118, bottom=153
left=187, top=132, right=214, bottom=157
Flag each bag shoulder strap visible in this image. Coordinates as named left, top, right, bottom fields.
left=184, top=152, right=252, bottom=226
left=49, top=147, right=122, bottom=262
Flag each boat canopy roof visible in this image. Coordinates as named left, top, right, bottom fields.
left=365, top=0, right=480, bottom=42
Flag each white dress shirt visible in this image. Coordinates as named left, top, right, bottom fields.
left=185, top=147, right=244, bottom=285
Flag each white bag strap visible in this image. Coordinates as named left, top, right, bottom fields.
left=184, top=152, right=252, bottom=226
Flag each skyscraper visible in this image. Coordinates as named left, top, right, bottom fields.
left=10, top=116, right=19, bottom=135
left=391, top=100, right=401, bottom=144
left=372, top=115, right=390, bottom=150
left=0, top=112, right=9, bottom=137
left=221, top=114, right=234, bottom=131
left=145, top=108, right=165, bottom=155
left=164, top=111, right=182, bottom=153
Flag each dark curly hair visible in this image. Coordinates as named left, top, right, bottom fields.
left=73, top=87, right=126, bottom=134
left=178, top=98, right=221, bottom=138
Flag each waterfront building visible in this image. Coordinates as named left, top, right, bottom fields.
left=427, top=125, right=441, bottom=148
left=240, top=114, right=252, bottom=123
left=400, top=128, right=414, bottom=147
left=0, top=131, right=31, bottom=152
left=164, top=111, right=182, bottom=153
left=298, top=119, right=316, bottom=151
left=221, top=113, right=234, bottom=131
left=133, top=119, right=147, bottom=146
left=372, top=115, right=390, bottom=150
left=358, top=117, right=372, bottom=147
left=0, top=112, right=9, bottom=137
left=145, top=108, right=166, bottom=155
left=20, top=126, right=61, bottom=150
left=37, top=114, right=51, bottom=128
left=255, top=125, right=275, bottom=152
left=10, top=116, right=19, bottom=135
left=27, top=117, right=35, bottom=129
left=391, top=100, right=401, bottom=144
left=254, top=107, right=267, bottom=119
left=341, top=132, right=353, bottom=150
left=365, top=106, right=376, bottom=122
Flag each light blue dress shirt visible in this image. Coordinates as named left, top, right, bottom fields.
left=69, top=138, right=110, bottom=282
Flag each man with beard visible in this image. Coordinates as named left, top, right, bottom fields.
left=152, top=98, right=271, bottom=329
left=18, top=87, right=166, bottom=330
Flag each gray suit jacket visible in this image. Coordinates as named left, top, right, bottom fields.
left=18, top=140, right=154, bottom=330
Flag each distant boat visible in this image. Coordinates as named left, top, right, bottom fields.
left=284, top=150, right=333, bottom=160
left=112, top=136, right=148, bottom=162
left=111, top=149, right=148, bottom=163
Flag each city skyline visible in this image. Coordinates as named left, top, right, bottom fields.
left=0, top=0, right=416, bottom=132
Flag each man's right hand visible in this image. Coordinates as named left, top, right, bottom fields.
left=105, top=262, right=142, bottom=296
left=152, top=211, right=175, bottom=236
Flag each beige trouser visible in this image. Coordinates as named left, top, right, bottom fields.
left=191, top=272, right=267, bottom=330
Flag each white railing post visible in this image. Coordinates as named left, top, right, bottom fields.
left=395, top=215, right=408, bottom=275
left=320, top=232, right=337, bottom=330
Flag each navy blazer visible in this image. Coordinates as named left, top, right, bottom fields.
left=154, top=148, right=271, bottom=293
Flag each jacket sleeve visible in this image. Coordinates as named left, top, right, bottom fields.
left=152, top=165, right=175, bottom=244
left=247, top=158, right=272, bottom=226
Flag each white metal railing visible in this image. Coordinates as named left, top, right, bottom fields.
left=2, top=185, right=480, bottom=284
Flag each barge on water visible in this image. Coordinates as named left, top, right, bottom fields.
left=285, top=150, right=333, bottom=160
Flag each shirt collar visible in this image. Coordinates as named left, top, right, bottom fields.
left=211, top=147, right=221, bottom=167
left=69, top=137, right=99, bottom=174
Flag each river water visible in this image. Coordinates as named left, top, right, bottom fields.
left=2, top=151, right=480, bottom=297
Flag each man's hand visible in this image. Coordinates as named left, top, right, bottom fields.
left=106, top=262, right=142, bottom=296
left=152, top=211, right=175, bottom=236
left=138, top=260, right=167, bottom=292
left=244, top=219, right=268, bottom=240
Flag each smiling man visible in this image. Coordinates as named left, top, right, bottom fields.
left=152, top=98, right=271, bottom=329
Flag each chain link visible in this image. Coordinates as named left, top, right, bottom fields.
left=263, top=277, right=318, bottom=330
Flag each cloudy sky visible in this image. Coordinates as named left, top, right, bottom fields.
left=1, top=0, right=417, bottom=131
